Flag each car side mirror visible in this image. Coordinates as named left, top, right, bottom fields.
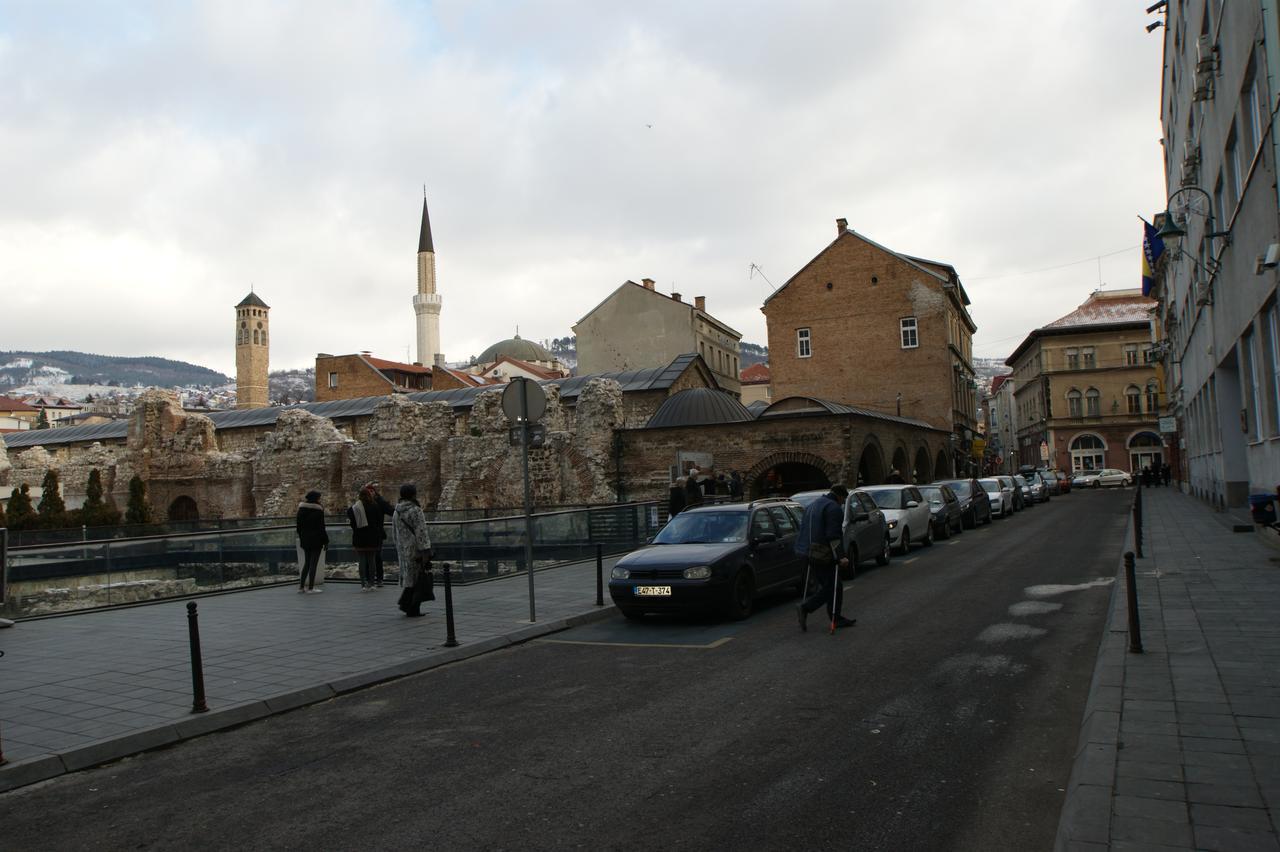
left=753, top=532, right=777, bottom=546
left=906, top=500, right=919, bottom=509
left=645, top=535, right=655, bottom=545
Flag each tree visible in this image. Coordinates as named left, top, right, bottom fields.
left=79, top=468, right=121, bottom=527
left=125, top=475, right=152, bottom=525
left=7, top=484, right=36, bottom=530
left=35, top=408, right=50, bottom=429
left=36, top=469, right=68, bottom=529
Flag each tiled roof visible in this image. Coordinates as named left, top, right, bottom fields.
left=990, top=375, right=1011, bottom=394
left=739, top=363, right=770, bottom=383
left=481, top=355, right=562, bottom=381
left=1043, top=290, right=1154, bottom=328
left=0, top=395, right=38, bottom=413
left=365, top=355, right=431, bottom=375
left=757, top=395, right=940, bottom=431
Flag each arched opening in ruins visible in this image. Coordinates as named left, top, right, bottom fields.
left=890, top=447, right=909, bottom=482
left=934, top=449, right=951, bottom=480
left=168, top=495, right=200, bottom=522
left=857, top=443, right=886, bottom=486
left=753, top=461, right=831, bottom=498
left=913, top=446, right=933, bottom=484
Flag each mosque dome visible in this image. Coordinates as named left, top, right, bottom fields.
left=645, top=388, right=755, bottom=429
left=477, top=334, right=555, bottom=365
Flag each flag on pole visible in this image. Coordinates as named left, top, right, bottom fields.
left=1141, top=219, right=1165, bottom=297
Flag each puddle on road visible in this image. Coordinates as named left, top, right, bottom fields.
left=978, top=623, right=1048, bottom=643
left=1024, top=577, right=1115, bottom=598
left=1008, top=601, right=1063, bottom=617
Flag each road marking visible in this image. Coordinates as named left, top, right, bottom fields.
left=534, top=637, right=735, bottom=650
left=946, top=540, right=960, bottom=546
left=903, top=557, right=918, bottom=564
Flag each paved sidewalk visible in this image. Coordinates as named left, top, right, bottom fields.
left=1057, top=488, right=1280, bottom=851
left=0, top=556, right=620, bottom=792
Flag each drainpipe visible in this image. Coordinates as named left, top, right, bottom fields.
left=1261, top=1, right=1280, bottom=216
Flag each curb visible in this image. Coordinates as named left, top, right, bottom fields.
left=0, top=603, right=618, bottom=794
left=1053, top=512, right=1135, bottom=850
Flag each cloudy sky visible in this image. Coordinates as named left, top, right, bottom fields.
left=0, top=1, right=1166, bottom=377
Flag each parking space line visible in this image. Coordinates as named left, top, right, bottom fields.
left=534, top=637, right=735, bottom=650
left=946, top=540, right=960, bottom=546
left=903, top=557, right=918, bottom=564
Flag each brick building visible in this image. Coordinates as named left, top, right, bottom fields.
left=1005, top=289, right=1164, bottom=475
left=761, top=219, right=978, bottom=472
left=574, top=279, right=743, bottom=397
left=314, top=352, right=433, bottom=402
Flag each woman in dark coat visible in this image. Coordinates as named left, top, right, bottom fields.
left=347, top=485, right=380, bottom=591
left=296, top=490, right=328, bottom=593
left=669, top=477, right=688, bottom=518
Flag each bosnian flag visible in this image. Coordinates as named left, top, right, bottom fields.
left=1142, top=219, right=1165, bottom=297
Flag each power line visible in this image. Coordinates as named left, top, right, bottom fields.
left=966, top=245, right=1139, bottom=282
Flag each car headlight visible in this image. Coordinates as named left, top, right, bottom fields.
left=887, top=519, right=898, bottom=529
left=610, top=566, right=630, bottom=580
left=683, top=565, right=712, bottom=580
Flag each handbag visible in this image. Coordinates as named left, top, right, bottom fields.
left=807, top=515, right=835, bottom=567
left=414, top=553, right=436, bottom=601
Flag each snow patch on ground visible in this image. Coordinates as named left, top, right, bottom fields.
left=1008, top=601, right=1064, bottom=617
left=935, top=653, right=1027, bottom=677
left=1024, top=578, right=1114, bottom=597
left=978, top=623, right=1048, bottom=643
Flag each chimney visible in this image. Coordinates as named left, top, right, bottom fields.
left=642, top=278, right=655, bottom=290
left=360, top=350, right=372, bottom=356
left=671, top=292, right=682, bottom=302
left=694, top=296, right=706, bottom=311
left=412, top=361, right=422, bottom=367
left=836, top=218, right=848, bottom=236
left=433, top=353, right=446, bottom=367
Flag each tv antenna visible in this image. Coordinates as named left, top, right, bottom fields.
left=749, top=263, right=775, bottom=293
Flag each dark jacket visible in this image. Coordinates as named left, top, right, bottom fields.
left=348, top=498, right=381, bottom=551
left=366, top=494, right=394, bottom=541
left=296, top=502, right=329, bottom=550
left=684, top=477, right=703, bottom=507
left=668, top=483, right=687, bottom=517
left=794, top=492, right=845, bottom=560
left=729, top=474, right=744, bottom=500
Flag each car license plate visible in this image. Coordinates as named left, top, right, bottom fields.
left=634, top=585, right=672, bottom=597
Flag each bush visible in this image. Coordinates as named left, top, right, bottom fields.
left=37, top=469, right=68, bottom=529
left=125, top=475, right=153, bottom=525
left=78, top=468, right=121, bottom=527
left=6, top=484, right=36, bottom=530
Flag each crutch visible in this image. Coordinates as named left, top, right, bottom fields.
left=829, top=547, right=840, bottom=635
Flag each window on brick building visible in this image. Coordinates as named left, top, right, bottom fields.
left=1126, top=385, right=1142, bottom=414
left=1124, top=345, right=1138, bottom=366
left=328, top=372, right=338, bottom=389
left=1082, top=347, right=1096, bottom=369
left=1086, top=387, right=1100, bottom=417
left=1067, top=389, right=1082, bottom=418
left=1066, top=348, right=1079, bottom=370
left=797, top=328, right=811, bottom=358
left=900, top=317, right=918, bottom=349
left=1146, top=380, right=1160, bottom=414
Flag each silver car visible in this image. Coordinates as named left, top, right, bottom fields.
left=855, top=485, right=934, bottom=554
left=979, top=477, right=1014, bottom=517
left=841, top=491, right=892, bottom=571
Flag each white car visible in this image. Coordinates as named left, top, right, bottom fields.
left=1072, top=468, right=1133, bottom=488
left=979, top=477, right=1014, bottom=517
left=855, top=484, right=933, bottom=554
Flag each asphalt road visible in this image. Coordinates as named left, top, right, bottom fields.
left=0, top=488, right=1132, bottom=851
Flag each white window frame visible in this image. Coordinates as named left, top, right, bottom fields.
left=328, top=372, right=339, bottom=389
left=796, top=328, right=811, bottom=358
left=900, top=317, right=919, bottom=349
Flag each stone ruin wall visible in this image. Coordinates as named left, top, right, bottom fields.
left=0, top=380, right=637, bottom=522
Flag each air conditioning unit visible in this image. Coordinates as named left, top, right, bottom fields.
left=1193, top=73, right=1214, bottom=102
left=1194, top=279, right=1213, bottom=306
left=1196, top=34, right=1216, bottom=73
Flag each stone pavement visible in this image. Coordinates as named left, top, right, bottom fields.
left=0, top=555, right=621, bottom=792
left=1056, top=487, right=1280, bottom=851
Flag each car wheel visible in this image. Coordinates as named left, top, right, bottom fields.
left=895, top=527, right=911, bottom=555
left=1093, top=480, right=1101, bottom=489
left=620, top=608, right=645, bottom=621
left=962, top=509, right=975, bottom=530
left=876, top=536, right=890, bottom=566
left=953, top=515, right=964, bottom=534
left=937, top=518, right=950, bottom=540
left=725, top=568, right=754, bottom=621
left=922, top=524, right=934, bottom=547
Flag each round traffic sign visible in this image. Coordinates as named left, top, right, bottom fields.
left=501, top=377, right=547, bottom=424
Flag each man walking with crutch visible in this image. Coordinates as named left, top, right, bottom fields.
left=795, top=484, right=855, bottom=633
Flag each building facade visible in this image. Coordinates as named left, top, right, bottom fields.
left=1005, top=289, right=1164, bottom=475
left=984, top=374, right=1016, bottom=474
left=739, top=363, right=771, bottom=405
left=314, top=353, right=433, bottom=402
left=573, top=279, right=743, bottom=397
left=413, top=197, right=443, bottom=367
left=761, top=219, right=978, bottom=471
left=234, top=292, right=270, bottom=410
left=1155, top=0, right=1280, bottom=507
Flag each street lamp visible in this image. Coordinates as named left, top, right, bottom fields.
left=1156, top=186, right=1230, bottom=245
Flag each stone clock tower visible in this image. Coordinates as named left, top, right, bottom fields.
left=235, top=291, right=270, bottom=409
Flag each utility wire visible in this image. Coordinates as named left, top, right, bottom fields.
left=966, top=245, right=1139, bottom=282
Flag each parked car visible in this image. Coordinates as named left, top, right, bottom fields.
left=936, top=478, right=994, bottom=528
left=918, top=484, right=963, bottom=539
left=789, top=489, right=831, bottom=510
left=979, top=477, right=1014, bottom=517
left=1037, top=468, right=1061, bottom=496
left=856, top=485, right=933, bottom=554
left=840, top=490, right=892, bottom=572
left=1054, top=470, right=1072, bottom=494
left=1072, top=468, right=1134, bottom=488
left=1024, top=471, right=1050, bottom=503
left=998, top=475, right=1024, bottom=512
left=609, top=500, right=806, bottom=620
left=1013, top=474, right=1035, bottom=507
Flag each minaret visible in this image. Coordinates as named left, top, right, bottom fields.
left=413, top=195, right=443, bottom=365
left=235, top=291, right=270, bottom=409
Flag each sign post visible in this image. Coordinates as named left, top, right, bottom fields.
left=502, top=378, right=547, bottom=623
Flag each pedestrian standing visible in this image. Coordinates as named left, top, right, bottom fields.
left=296, top=490, right=328, bottom=594
left=347, top=486, right=380, bottom=591
left=669, top=476, right=688, bottom=518
left=729, top=470, right=744, bottom=501
left=364, top=482, right=395, bottom=587
left=392, top=483, right=434, bottom=618
left=1161, top=463, right=1171, bottom=487
left=794, top=484, right=855, bottom=632
left=685, top=470, right=703, bottom=508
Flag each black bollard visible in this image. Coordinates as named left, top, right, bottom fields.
left=1134, top=487, right=1144, bottom=558
left=187, top=602, right=209, bottom=713
left=1124, top=551, right=1144, bottom=654
left=0, top=648, right=6, bottom=765
left=595, top=543, right=604, bottom=607
left=442, top=563, right=458, bottom=648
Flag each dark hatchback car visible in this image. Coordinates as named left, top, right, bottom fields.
left=936, top=478, right=994, bottom=528
left=918, top=484, right=963, bottom=539
left=609, top=500, right=806, bottom=621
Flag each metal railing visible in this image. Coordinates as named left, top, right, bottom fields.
left=0, top=501, right=663, bottom=619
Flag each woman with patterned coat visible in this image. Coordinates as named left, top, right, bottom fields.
left=392, top=483, right=433, bottom=617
